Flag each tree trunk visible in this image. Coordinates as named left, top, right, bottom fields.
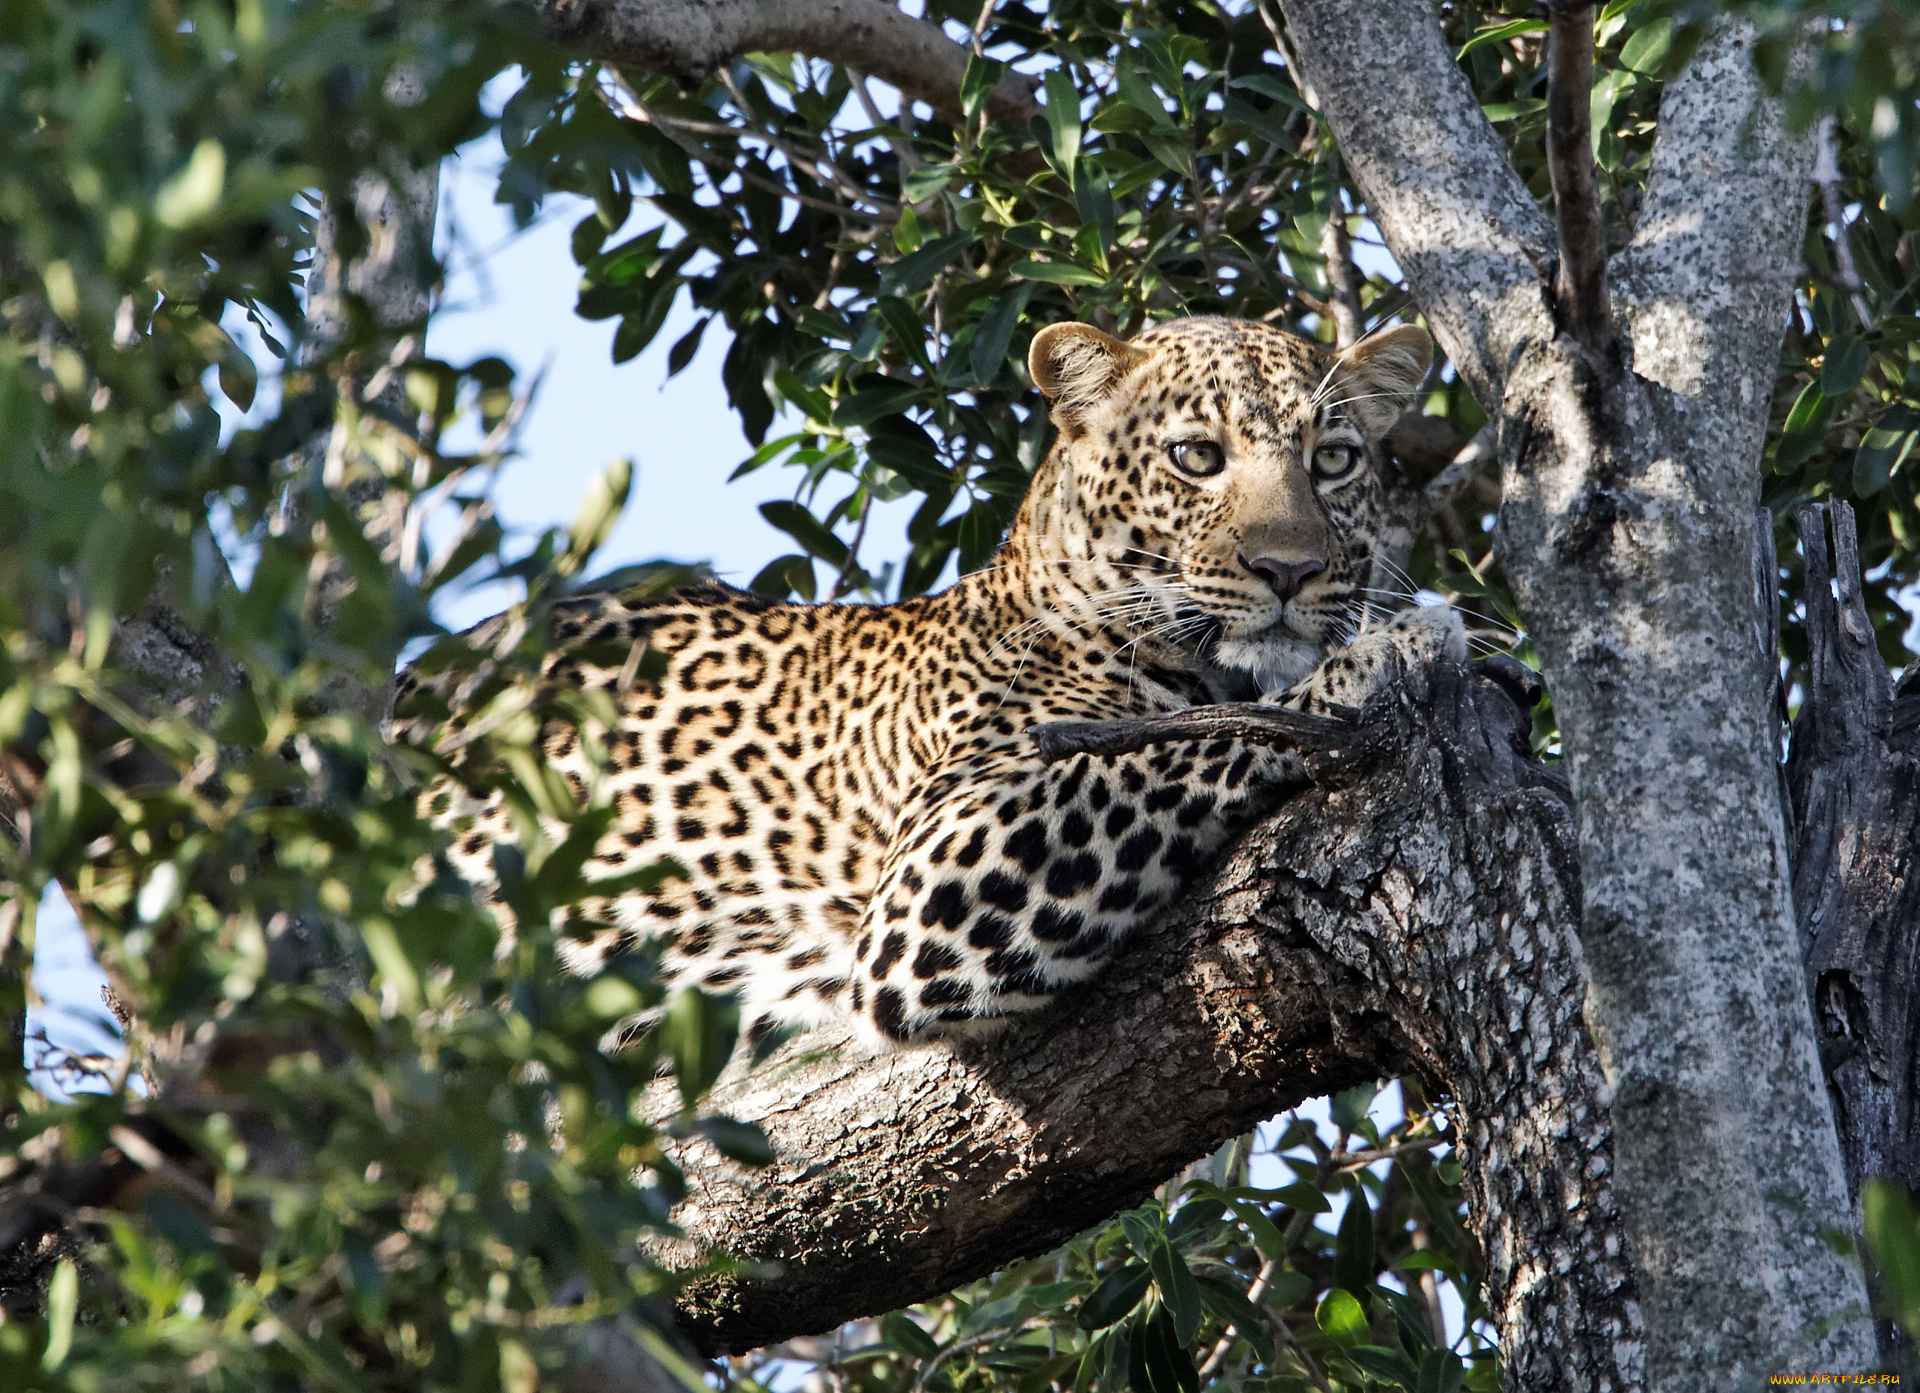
left=660, top=661, right=1641, bottom=1390
left=1789, top=500, right=1920, bottom=1367
left=1275, top=1, right=1874, bottom=1379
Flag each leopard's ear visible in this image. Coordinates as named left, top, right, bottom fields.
left=1329, top=324, right=1433, bottom=438
left=1028, top=322, right=1146, bottom=434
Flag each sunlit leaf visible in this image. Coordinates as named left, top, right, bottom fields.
left=1864, top=1179, right=1920, bottom=1339
left=1316, top=1288, right=1369, bottom=1346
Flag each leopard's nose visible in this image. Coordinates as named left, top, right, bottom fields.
left=1241, top=555, right=1327, bottom=603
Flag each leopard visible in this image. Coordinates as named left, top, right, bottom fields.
left=400, top=315, right=1466, bottom=1048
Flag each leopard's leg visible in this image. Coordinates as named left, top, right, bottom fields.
left=848, top=608, right=1467, bottom=1047
left=846, top=735, right=1312, bottom=1045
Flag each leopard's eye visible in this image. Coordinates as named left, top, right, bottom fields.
left=1169, top=441, right=1226, bottom=478
left=1311, top=442, right=1361, bottom=482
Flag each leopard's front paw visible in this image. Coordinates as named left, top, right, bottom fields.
left=1261, top=606, right=1467, bottom=715
left=1373, top=604, right=1469, bottom=668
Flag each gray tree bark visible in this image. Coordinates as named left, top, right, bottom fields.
left=542, top=0, right=1041, bottom=127
left=1276, top=0, right=1874, bottom=1382
left=1789, top=501, right=1920, bottom=1368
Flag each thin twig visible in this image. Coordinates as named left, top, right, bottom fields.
left=1815, top=117, right=1875, bottom=331
left=1196, top=1255, right=1281, bottom=1378
left=1544, top=1, right=1610, bottom=350
left=1327, top=1134, right=1449, bottom=1172
left=604, top=73, right=892, bottom=227
left=828, top=492, right=874, bottom=600
left=849, top=71, right=923, bottom=174
left=969, top=0, right=996, bottom=55
left=1419, top=423, right=1498, bottom=519
left=715, top=69, right=899, bottom=218
left=1318, top=150, right=1363, bottom=348
left=1255, top=0, right=1318, bottom=111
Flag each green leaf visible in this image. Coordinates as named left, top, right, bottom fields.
left=1223, top=1198, right=1290, bottom=1260
left=1265, top=1181, right=1332, bottom=1214
left=1619, top=17, right=1675, bottom=75
left=42, top=1258, right=76, bottom=1369
left=902, top=163, right=958, bottom=203
left=1855, top=403, right=1920, bottom=495
left=1373, top=1283, right=1438, bottom=1357
left=218, top=351, right=258, bottom=413
left=1821, top=334, right=1872, bottom=397
left=1345, top=1345, right=1419, bottom=1387
left=1008, top=260, right=1107, bottom=287
left=881, top=1310, right=942, bottom=1361
left=771, top=370, right=835, bottom=425
left=970, top=282, right=1034, bottom=385
left=1219, top=95, right=1298, bottom=152
left=1457, top=19, right=1547, bottom=58
left=1186, top=1180, right=1293, bottom=1259
left=832, top=385, right=923, bottom=427
left=961, top=53, right=1006, bottom=121
left=659, top=987, right=739, bottom=1107
left=957, top=502, right=1002, bottom=573
left=1127, top=1306, right=1199, bottom=1393
left=1334, top=1181, right=1377, bottom=1295
left=1864, top=1179, right=1920, bottom=1339
left=1590, top=68, right=1635, bottom=155
left=1394, top=1250, right=1456, bottom=1274
left=1227, top=72, right=1313, bottom=115
left=666, top=316, right=710, bottom=378
left=361, top=917, right=422, bottom=1017
left=1316, top=1288, right=1369, bottom=1346
left=1165, top=1196, right=1227, bottom=1245
left=612, top=296, right=675, bottom=362
left=1418, top=1347, right=1467, bottom=1393
left=760, top=500, right=850, bottom=567
left=562, top=458, right=632, bottom=576
left=1775, top=381, right=1834, bottom=470
left=1260, top=1269, right=1315, bottom=1313
left=1194, top=1276, right=1275, bottom=1363
left=1078, top=1261, right=1153, bottom=1329
left=749, top=554, right=816, bottom=601
left=1147, top=1235, right=1203, bottom=1348
left=1331, top=1081, right=1380, bottom=1132
left=878, top=232, right=972, bottom=299
left=1480, top=98, right=1547, bottom=123
left=1044, top=67, right=1083, bottom=173
left=155, top=139, right=226, bottom=227
left=867, top=433, right=954, bottom=492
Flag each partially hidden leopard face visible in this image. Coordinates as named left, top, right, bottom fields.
left=400, top=315, right=1444, bottom=1046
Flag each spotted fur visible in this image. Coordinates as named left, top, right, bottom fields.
left=402, top=316, right=1464, bottom=1046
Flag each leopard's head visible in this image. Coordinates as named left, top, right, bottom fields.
left=1018, top=314, right=1431, bottom=691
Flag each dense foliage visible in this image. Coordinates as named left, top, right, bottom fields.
left=5, top=0, right=1920, bottom=1389
left=0, top=1, right=762, bottom=1387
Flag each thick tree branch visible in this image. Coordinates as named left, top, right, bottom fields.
left=1611, top=15, right=1817, bottom=410
left=1274, top=0, right=1556, bottom=407
left=1544, top=2, right=1610, bottom=352
left=544, top=0, right=1042, bottom=129
left=660, top=665, right=1640, bottom=1392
